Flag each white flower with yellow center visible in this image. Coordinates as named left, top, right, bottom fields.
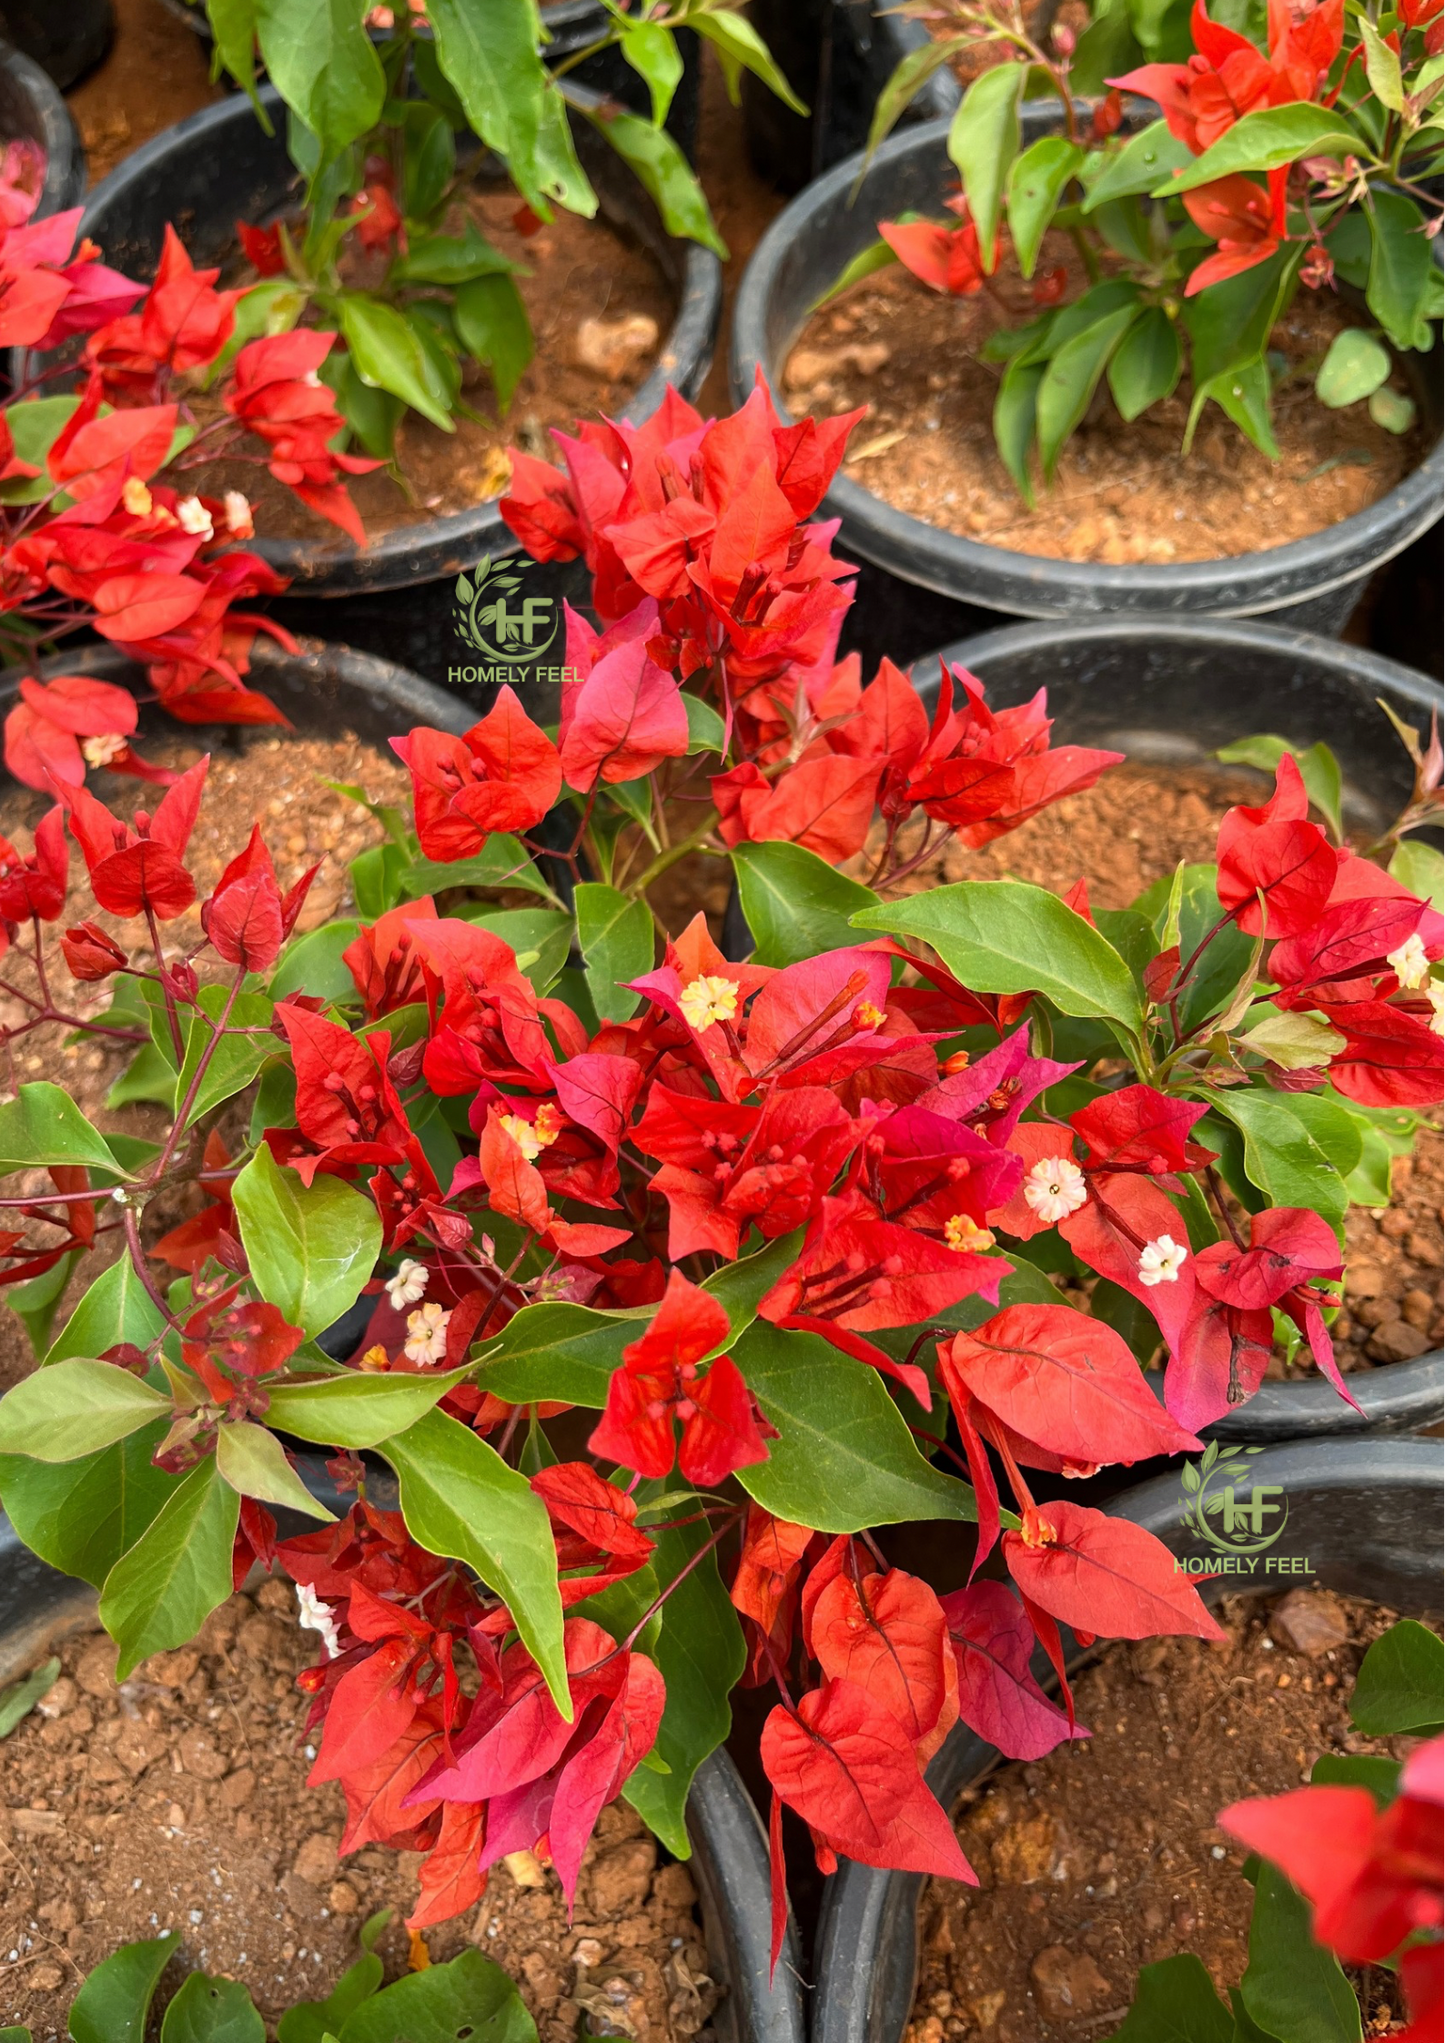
left=404, top=1302, right=451, bottom=1365
left=1138, top=1234, right=1189, bottom=1286
left=295, top=1582, right=341, bottom=1655
left=385, top=1257, right=428, bottom=1310
left=81, top=733, right=127, bottom=769
left=944, top=1213, right=995, bottom=1254
left=679, top=974, right=740, bottom=1032
left=1022, top=1156, right=1088, bottom=1224
left=1387, top=931, right=1430, bottom=990
left=176, top=495, right=214, bottom=540
left=498, top=1112, right=543, bottom=1161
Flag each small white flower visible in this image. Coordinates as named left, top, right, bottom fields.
left=1022, top=1156, right=1088, bottom=1224
left=1429, top=982, right=1444, bottom=1038
left=385, top=1257, right=428, bottom=1310
left=294, top=1582, right=341, bottom=1656
left=1387, top=931, right=1430, bottom=991
left=223, top=489, right=254, bottom=537
left=404, top=1301, right=452, bottom=1365
left=81, top=733, right=127, bottom=769
left=679, top=973, right=740, bottom=1032
left=176, top=495, right=214, bottom=540
left=498, top=1111, right=542, bottom=1162
left=1138, top=1234, right=1189, bottom=1286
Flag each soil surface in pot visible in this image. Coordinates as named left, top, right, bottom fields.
left=0, top=1587, right=719, bottom=2042
left=64, top=0, right=221, bottom=185
left=0, top=720, right=413, bottom=1397
left=174, top=189, right=673, bottom=550
left=849, top=756, right=1444, bottom=1377
left=784, top=262, right=1425, bottom=564
left=908, top=1589, right=1427, bottom=2043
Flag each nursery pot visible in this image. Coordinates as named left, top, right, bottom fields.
left=0, top=0, right=111, bottom=91
left=812, top=1434, right=1444, bottom=2043
left=75, top=83, right=722, bottom=692
left=0, top=1447, right=805, bottom=2043
left=923, top=614, right=1445, bottom=1441
left=729, top=108, right=1445, bottom=657
left=0, top=36, right=85, bottom=219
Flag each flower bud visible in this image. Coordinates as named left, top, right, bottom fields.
left=166, top=960, right=200, bottom=1002
left=62, top=920, right=127, bottom=981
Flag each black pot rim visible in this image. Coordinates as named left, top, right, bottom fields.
left=813, top=1435, right=1445, bottom=2043
left=77, top=83, right=723, bottom=597
left=927, top=613, right=1443, bottom=1439
left=0, top=38, right=86, bottom=218
left=729, top=110, right=1445, bottom=617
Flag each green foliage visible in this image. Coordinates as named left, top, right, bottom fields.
left=232, top=1142, right=382, bottom=1341
left=1215, top=737, right=1343, bottom=843
left=947, top=63, right=1023, bottom=270
left=731, top=841, right=880, bottom=965
left=0, top=1656, right=59, bottom=1740
left=1238, top=1859, right=1362, bottom=2043
left=575, top=881, right=655, bottom=1022
left=1101, top=1953, right=1236, bottom=2041
left=98, top=1456, right=240, bottom=1679
left=1350, top=1618, right=1445, bottom=1736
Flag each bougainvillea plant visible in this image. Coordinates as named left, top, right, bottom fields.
left=201, top=0, right=801, bottom=456
left=1107, top=1618, right=1443, bottom=2041
left=849, top=0, right=1442, bottom=498
left=0, top=135, right=375, bottom=788
left=0, top=387, right=1438, bottom=1948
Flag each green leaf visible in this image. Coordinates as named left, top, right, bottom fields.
left=474, top=1300, right=639, bottom=1406
left=683, top=695, right=727, bottom=756
left=465, top=907, right=572, bottom=994
left=1361, top=17, right=1405, bottom=110
left=1196, top=355, right=1279, bottom=459
left=254, top=0, right=384, bottom=159
left=1240, top=1858, right=1362, bottom=2043
left=1181, top=244, right=1294, bottom=404
left=731, top=1321, right=977, bottom=1532
left=40, top=1256, right=162, bottom=1373
left=391, top=221, right=519, bottom=287
left=339, top=294, right=456, bottom=432
left=947, top=62, right=1024, bottom=270
left=853, top=881, right=1144, bottom=1033
left=1069, top=0, right=1142, bottom=95
left=1006, top=138, right=1086, bottom=281
left=1350, top=1618, right=1445, bottom=1735
left=1369, top=384, right=1416, bottom=433
left=993, top=357, right=1044, bottom=504
left=1237, top=1009, right=1346, bottom=1071
left=427, top=0, right=592, bottom=217
left=98, top=1457, right=240, bottom=1680
left=1215, top=734, right=1344, bottom=842
left=383, top=1409, right=568, bottom=1713
left=575, top=99, right=727, bottom=258
left=337, top=1949, right=537, bottom=2043
left=1099, top=1953, right=1234, bottom=2042
left=215, top=1420, right=335, bottom=1519
left=730, top=841, right=880, bottom=966
left=0, top=1426, right=175, bottom=1588
left=0, top=1359, right=170, bottom=1462
left=0, top=1656, right=59, bottom=1739
left=621, top=21, right=685, bottom=125
left=399, top=100, right=456, bottom=221
left=1315, top=327, right=1392, bottom=408
left=203, top=277, right=307, bottom=389
left=107, top=1039, right=179, bottom=1112
left=263, top=1365, right=474, bottom=1449
left=159, top=1972, right=265, bottom=2043
left=688, top=10, right=808, bottom=115
left=0, top=1084, right=120, bottom=1177
left=175, top=988, right=276, bottom=1130
left=69, top=1933, right=181, bottom=2043
left=278, top=1954, right=384, bottom=2043
left=403, top=836, right=558, bottom=905
left=1389, top=837, right=1444, bottom=913
left=1037, top=302, right=1141, bottom=477
left=1082, top=120, right=1195, bottom=209
left=864, top=36, right=970, bottom=156
left=1157, top=103, right=1360, bottom=191
left=455, top=274, right=535, bottom=414
left=814, top=237, right=899, bottom=310
left=1108, top=304, right=1183, bottom=421
left=1205, top=1088, right=1348, bottom=1229
left=232, top=1142, right=382, bottom=1341
left=1310, top=1751, right=1401, bottom=1806
left=701, top=1229, right=803, bottom=1345
left=271, top=920, right=363, bottom=1003
left=575, top=881, right=654, bottom=1023
left=1367, top=188, right=1435, bottom=352
left=1264, top=1089, right=1362, bottom=1181
left=1138, top=862, right=1256, bottom=1035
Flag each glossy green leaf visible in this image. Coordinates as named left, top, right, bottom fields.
left=99, top=1456, right=240, bottom=1679
left=1239, top=1858, right=1362, bottom=2043
left=69, top=1933, right=180, bottom=2043
left=392, top=221, right=519, bottom=287
left=176, top=988, right=276, bottom=1130
left=0, top=1359, right=170, bottom=1462
left=473, top=1300, right=639, bottom=1406
left=682, top=695, right=727, bottom=755
left=732, top=1321, right=977, bottom=1531
left=575, top=881, right=654, bottom=1023
left=1215, top=734, right=1343, bottom=842
left=1350, top=1618, right=1445, bottom=1735
left=465, top=906, right=572, bottom=994
left=0, top=1083, right=120, bottom=1177
left=337, top=1949, right=536, bottom=2043
left=277, top=1953, right=383, bottom=2043
left=383, top=1408, right=568, bottom=1714
left=730, top=841, right=880, bottom=966
left=1007, top=136, right=1084, bottom=277
left=232, top=1141, right=382, bottom=1341
left=701, top=1229, right=803, bottom=1344
left=1182, top=246, right=1293, bottom=414
left=215, top=1420, right=334, bottom=1518
left=1069, top=0, right=1141, bottom=95
left=1195, top=355, right=1279, bottom=460
left=264, top=1365, right=473, bottom=1448
left=1099, top=1953, right=1234, bottom=2042
left=1389, top=837, right=1444, bottom=912
left=400, top=100, right=456, bottom=221
left=201, top=277, right=306, bottom=388
left=0, top=1657, right=59, bottom=1739
left=1264, top=1089, right=1362, bottom=1181
left=1361, top=17, right=1405, bottom=109
left=1038, top=302, right=1141, bottom=476
left=107, top=1039, right=179, bottom=1112
left=993, top=357, right=1044, bottom=503
left=814, top=237, right=899, bottom=310
left=43, top=1254, right=165, bottom=1369
left=1108, top=304, right=1182, bottom=420
left=576, top=99, right=727, bottom=257
left=853, top=881, right=1144, bottom=1033
left=865, top=36, right=970, bottom=156
left=1082, top=121, right=1194, bottom=209
left=1136, top=861, right=1256, bottom=1035
left=1315, top=327, right=1392, bottom=408
left=340, top=293, right=455, bottom=432
left=1369, top=384, right=1416, bottom=433
left=159, top=1972, right=265, bottom=2043
left=454, top=273, right=534, bottom=414
left=1367, top=188, right=1436, bottom=351
left=403, top=836, right=559, bottom=904
left=1205, top=1087, right=1348, bottom=1229
left=947, top=62, right=1023, bottom=269
left=1309, top=1752, right=1401, bottom=1806
left=0, top=1425, right=175, bottom=1588
left=621, top=21, right=684, bottom=125
left=689, top=9, right=807, bottom=114
left=254, top=0, right=384, bottom=158
left=271, top=919, right=363, bottom=1003
left=1157, top=103, right=1359, bottom=191
left=428, top=0, right=592, bottom=216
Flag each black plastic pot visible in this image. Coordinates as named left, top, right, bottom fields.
left=925, top=614, right=1444, bottom=1440
left=814, top=1435, right=1444, bottom=2043
left=0, top=0, right=111, bottom=91
left=0, top=36, right=85, bottom=218
left=0, top=1447, right=805, bottom=2043
left=76, top=83, right=722, bottom=692
left=730, top=108, right=1445, bottom=654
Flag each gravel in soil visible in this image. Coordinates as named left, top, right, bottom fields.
left=0, top=1586, right=720, bottom=2043
left=907, top=1591, right=1427, bottom=2043
left=784, top=262, right=1423, bottom=563
left=0, top=724, right=412, bottom=1398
